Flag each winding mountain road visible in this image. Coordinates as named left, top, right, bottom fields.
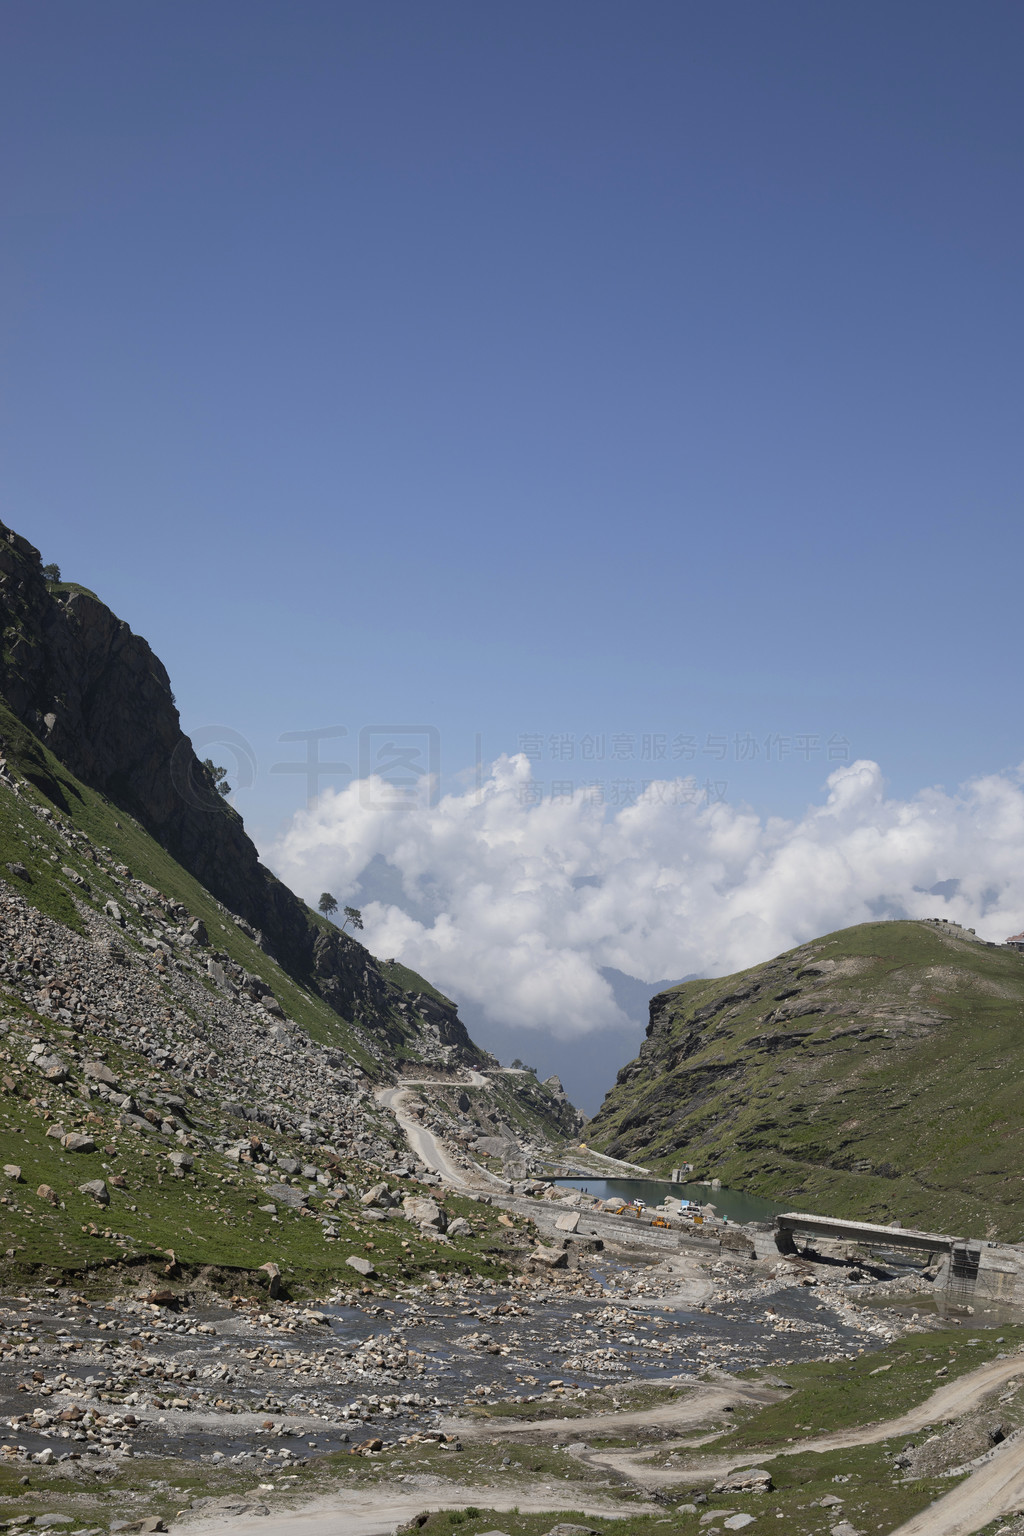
left=375, top=1079, right=508, bottom=1191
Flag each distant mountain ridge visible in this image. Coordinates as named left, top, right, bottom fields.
left=587, top=919, right=1024, bottom=1239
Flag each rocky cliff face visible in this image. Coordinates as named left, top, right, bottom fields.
left=0, top=520, right=485, bottom=1071
left=587, top=919, right=1024, bottom=1239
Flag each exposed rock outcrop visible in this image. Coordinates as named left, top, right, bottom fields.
left=0, top=520, right=485, bottom=1069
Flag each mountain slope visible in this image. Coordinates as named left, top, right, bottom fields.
left=0, top=519, right=485, bottom=1071
left=0, top=520, right=578, bottom=1289
left=587, top=920, right=1024, bottom=1239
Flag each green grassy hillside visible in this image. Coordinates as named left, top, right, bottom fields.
left=587, top=920, right=1024, bottom=1239
left=0, top=696, right=451, bottom=1071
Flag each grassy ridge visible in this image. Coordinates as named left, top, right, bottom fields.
left=587, top=920, right=1024, bottom=1238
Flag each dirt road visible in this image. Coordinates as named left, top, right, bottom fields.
left=375, top=1084, right=506, bottom=1191
left=572, top=1350, right=1024, bottom=1509
left=887, top=1430, right=1024, bottom=1535
left=174, top=1480, right=657, bottom=1536
left=449, top=1377, right=782, bottom=1446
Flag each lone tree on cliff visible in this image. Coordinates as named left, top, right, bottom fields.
left=341, top=905, right=363, bottom=932
left=202, top=758, right=231, bottom=796
left=318, top=892, right=339, bottom=918
left=42, top=563, right=61, bottom=582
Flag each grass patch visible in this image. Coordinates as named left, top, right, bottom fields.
left=726, top=1324, right=1024, bottom=1450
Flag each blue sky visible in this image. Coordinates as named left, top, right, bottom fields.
left=4, top=4, right=1024, bottom=1099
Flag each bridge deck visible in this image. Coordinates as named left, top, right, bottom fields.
left=776, top=1210, right=964, bottom=1254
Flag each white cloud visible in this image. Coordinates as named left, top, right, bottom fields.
left=264, top=755, right=1024, bottom=1040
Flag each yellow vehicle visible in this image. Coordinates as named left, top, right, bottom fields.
left=624, top=1203, right=644, bottom=1218
left=650, top=1216, right=671, bottom=1229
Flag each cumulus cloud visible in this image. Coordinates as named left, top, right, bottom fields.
left=263, top=755, right=1024, bottom=1040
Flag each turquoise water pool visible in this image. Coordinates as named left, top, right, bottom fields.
left=553, top=1176, right=783, bottom=1225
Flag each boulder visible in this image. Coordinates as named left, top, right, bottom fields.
left=346, top=1255, right=376, bottom=1277
left=167, top=1151, right=194, bottom=1172
left=3, top=1164, right=22, bottom=1181
left=36, top=1184, right=58, bottom=1205
left=259, top=1262, right=281, bottom=1298
left=555, top=1211, right=580, bottom=1233
left=714, top=1467, right=773, bottom=1493
left=446, top=1216, right=473, bottom=1239
left=62, top=1133, right=96, bottom=1153
left=532, top=1244, right=568, bottom=1268
left=84, top=1059, right=118, bottom=1087
left=361, top=1181, right=390, bottom=1207
left=723, top=1519, right=757, bottom=1532
left=268, top=1183, right=308, bottom=1210
left=78, top=1179, right=109, bottom=1205
left=403, top=1195, right=446, bottom=1231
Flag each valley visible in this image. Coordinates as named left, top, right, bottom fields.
left=3, top=520, right=1024, bottom=1536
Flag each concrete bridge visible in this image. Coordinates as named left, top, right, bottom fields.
left=775, top=1211, right=960, bottom=1256
left=774, top=1210, right=1024, bottom=1306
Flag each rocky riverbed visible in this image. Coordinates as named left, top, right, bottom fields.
left=0, top=1244, right=914, bottom=1475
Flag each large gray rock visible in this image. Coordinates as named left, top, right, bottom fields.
left=346, top=1255, right=375, bottom=1277
left=403, top=1195, right=446, bottom=1231
left=78, top=1179, right=109, bottom=1204
left=84, top=1059, right=118, bottom=1087
left=267, top=1183, right=307, bottom=1210
left=62, top=1132, right=96, bottom=1153
left=532, top=1244, right=568, bottom=1268
left=714, top=1468, right=773, bottom=1493
left=446, top=1216, right=473, bottom=1239
left=361, top=1181, right=390, bottom=1207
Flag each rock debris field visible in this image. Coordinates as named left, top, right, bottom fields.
left=0, top=1256, right=905, bottom=1472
